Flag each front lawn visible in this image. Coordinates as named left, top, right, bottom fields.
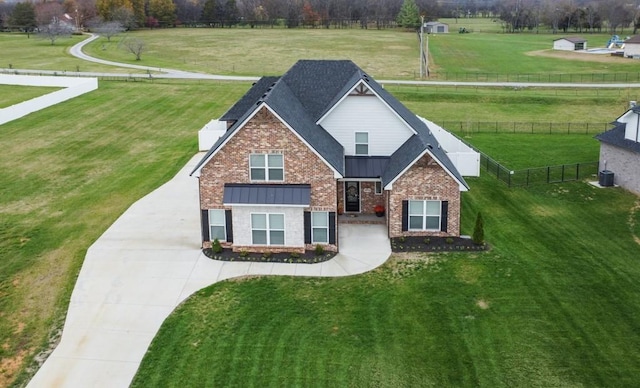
left=132, top=175, right=640, bottom=387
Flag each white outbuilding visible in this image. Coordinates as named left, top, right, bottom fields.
left=424, top=21, right=448, bottom=34
left=623, top=35, right=640, bottom=58
left=553, top=37, right=587, bottom=51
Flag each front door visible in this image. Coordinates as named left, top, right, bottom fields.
left=345, top=181, right=360, bottom=212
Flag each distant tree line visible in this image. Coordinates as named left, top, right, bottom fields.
left=1, top=0, right=639, bottom=34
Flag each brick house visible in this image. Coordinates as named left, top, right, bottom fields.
left=190, top=60, right=469, bottom=253
left=596, top=105, right=640, bottom=195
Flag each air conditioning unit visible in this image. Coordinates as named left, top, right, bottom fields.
left=599, top=170, right=614, bottom=187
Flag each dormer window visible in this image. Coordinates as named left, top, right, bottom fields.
left=355, top=132, right=368, bottom=155
left=250, top=154, right=284, bottom=181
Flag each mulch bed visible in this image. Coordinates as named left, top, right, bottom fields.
left=391, top=236, right=488, bottom=253
left=203, top=248, right=337, bottom=264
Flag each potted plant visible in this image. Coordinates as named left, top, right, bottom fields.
left=374, top=204, right=385, bottom=217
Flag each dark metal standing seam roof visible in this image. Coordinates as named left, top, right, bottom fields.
left=344, top=156, right=390, bottom=178
left=223, top=184, right=311, bottom=206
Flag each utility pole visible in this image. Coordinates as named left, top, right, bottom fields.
left=420, top=15, right=424, bottom=78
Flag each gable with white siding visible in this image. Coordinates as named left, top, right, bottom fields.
left=318, top=83, right=415, bottom=156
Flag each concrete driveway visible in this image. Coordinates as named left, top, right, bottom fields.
left=27, top=153, right=391, bottom=387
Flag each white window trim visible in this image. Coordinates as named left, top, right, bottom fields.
left=251, top=212, right=285, bottom=245
left=311, top=211, right=329, bottom=244
left=355, top=131, right=369, bottom=156
left=249, top=153, right=284, bottom=181
left=408, top=200, right=441, bottom=231
left=375, top=181, right=382, bottom=195
left=209, top=209, right=226, bottom=242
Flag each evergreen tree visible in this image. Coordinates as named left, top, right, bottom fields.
left=201, top=0, right=217, bottom=24
left=472, top=212, right=485, bottom=245
left=11, top=2, right=37, bottom=32
left=396, top=0, right=420, bottom=29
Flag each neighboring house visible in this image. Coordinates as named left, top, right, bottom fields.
left=191, top=60, right=469, bottom=253
left=424, top=21, right=448, bottom=34
left=624, top=35, right=640, bottom=58
left=553, top=37, right=587, bottom=51
left=596, top=105, right=640, bottom=195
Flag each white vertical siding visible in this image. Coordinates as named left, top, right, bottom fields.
left=232, top=206, right=304, bottom=247
left=624, top=43, right=640, bottom=57
left=553, top=40, right=575, bottom=51
left=319, top=95, right=414, bottom=156
left=624, top=113, right=640, bottom=142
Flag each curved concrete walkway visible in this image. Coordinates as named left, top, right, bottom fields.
left=27, top=153, right=391, bottom=387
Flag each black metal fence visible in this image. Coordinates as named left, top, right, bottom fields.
left=432, top=72, right=640, bottom=84
left=439, top=121, right=610, bottom=135
left=480, top=152, right=599, bottom=187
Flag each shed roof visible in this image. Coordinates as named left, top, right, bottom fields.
left=554, top=37, right=586, bottom=43
left=625, top=35, right=640, bottom=44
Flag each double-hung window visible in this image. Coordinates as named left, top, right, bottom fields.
left=408, top=200, right=441, bottom=231
left=355, top=132, right=368, bottom=155
left=250, top=154, right=284, bottom=181
left=251, top=213, right=285, bottom=245
left=209, top=209, right=226, bottom=241
left=311, top=211, right=329, bottom=244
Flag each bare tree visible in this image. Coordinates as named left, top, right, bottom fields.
left=38, top=18, right=74, bottom=45
left=120, top=36, right=145, bottom=60
left=93, top=20, right=125, bottom=40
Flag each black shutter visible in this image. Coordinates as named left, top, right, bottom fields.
left=329, top=212, right=336, bottom=244
left=304, top=212, right=311, bottom=244
left=201, top=209, right=210, bottom=242
left=401, top=200, right=408, bottom=231
left=440, top=201, right=448, bottom=232
left=225, top=210, right=233, bottom=243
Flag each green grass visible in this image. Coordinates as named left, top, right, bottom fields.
left=427, top=32, right=640, bottom=77
left=83, top=29, right=422, bottom=78
left=0, top=79, right=250, bottom=386
left=0, top=32, right=146, bottom=73
left=0, top=85, right=59, bottom=108
left=80, top=28, right=640, bottom=79
left=132, top=175, right=640, bottom=387
left=389, top=85, right=639, bottom=123
left=461, top=133, right=600, bottom=169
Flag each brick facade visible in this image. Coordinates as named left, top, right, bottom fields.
left=388, top=153, right=461, bottom=238
left=337, top=181, right=386, bottom=216
left=199, top=106, right=338, bottom=252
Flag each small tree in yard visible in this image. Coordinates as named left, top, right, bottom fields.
left=472, top=212, right=485, bottom=245
left=120, top=36, right=145, bottom=60
left=94, top=20, right=125, bottom=41
left=38, top=19, right=74, bottom=45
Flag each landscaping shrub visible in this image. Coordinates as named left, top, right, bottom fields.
left=473, top=212, right=485, bottom=245
left=211, top=238, right=223, bottom=254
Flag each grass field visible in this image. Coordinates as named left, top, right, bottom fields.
left=0, top=85, right=59, bottom=108
left=0, top=33, right=145, bottom=73
left=0, top=79, right=250, bottom=386
left=461, top=133, right=600, bottom=169
left=80, top=28, right=640, bottom=79
left=388, top=85, right=638, bottom=123
left=132, top=174, right=640, bottom=387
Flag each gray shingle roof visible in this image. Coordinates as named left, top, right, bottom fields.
left=191, top=60, right=467, bottom=190
left=595, top=123, right=640, bottom=154
left=344, top=156, right=390, bottom=178
left=223, top=184, right=311, bottom=206
left=220, top=76, right=279, bottom=122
